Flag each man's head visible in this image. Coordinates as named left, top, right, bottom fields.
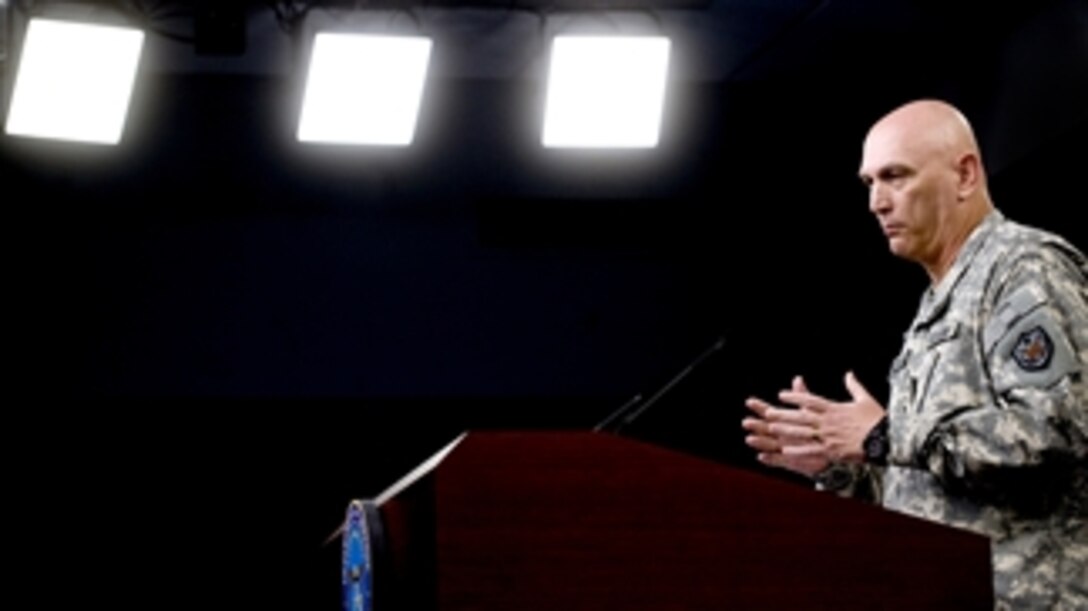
left=858, top=99, right=993, bottom=283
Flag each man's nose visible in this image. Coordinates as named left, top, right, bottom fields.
left=869, top=184, right=891, bottom=214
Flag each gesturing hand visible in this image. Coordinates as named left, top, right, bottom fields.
left=772, top=371, right=886, bottom=463
left=742, top=375, right=830, bottom=478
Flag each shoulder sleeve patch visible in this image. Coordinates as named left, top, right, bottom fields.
left=1011, top=325, right=1053, bottom=371
left=991, top=309, right=1077, bottom=392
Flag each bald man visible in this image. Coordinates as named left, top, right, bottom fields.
left=742, top=99, right=1087, bottom=609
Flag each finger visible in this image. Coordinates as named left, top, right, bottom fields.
left=792, top=375, right=808, bottom=392
left=768, top=422, right=819, bottom=439
left=757, top=450, right=828, bottom=477
left=745, top=419, right=815, bottom=446
left=744, top=397, right=773, bottom=416
left=745, top=435, right=781, bottom=452
left=781, top=442, right=827, bottom=457
left=778, top=390, right=833, bottom=413
left=844, top=370, right=872, bottom=402
left=741, top=417, right=770, bottom=434
left=757, top=452, right=791, bottom=468
left=764, top=407, right=819, bottom=426
left=758, top=451, right=815, bottom=471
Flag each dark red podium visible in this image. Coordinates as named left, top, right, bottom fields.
left=346, top=431, right=993, bottom=610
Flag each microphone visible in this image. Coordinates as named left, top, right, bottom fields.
left=593, top=335, right=726, bottom=434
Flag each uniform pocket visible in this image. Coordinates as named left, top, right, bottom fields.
left=909, top=322, right=962, bottom=413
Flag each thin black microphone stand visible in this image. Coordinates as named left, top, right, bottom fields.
left=593, top=336, right=725, bottom=434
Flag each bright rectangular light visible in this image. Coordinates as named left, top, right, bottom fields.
left=543, top=36, right=671, bottom=149
left=5, top=17, right=144, bottom=145
left=298, top=33, right=432, bottom=146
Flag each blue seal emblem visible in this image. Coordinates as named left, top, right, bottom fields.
left=342, top=500, right=374, bottom=611
left=1012, top=326, right=1053, bottom=371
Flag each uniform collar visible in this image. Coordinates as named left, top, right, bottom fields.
left=912, top=209, right=1004, bottom=330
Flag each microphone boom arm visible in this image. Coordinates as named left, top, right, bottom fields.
left=593, top=336, right=725, bottom=434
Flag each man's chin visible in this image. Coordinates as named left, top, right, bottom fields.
left=887, top=238, right=911, bottom=258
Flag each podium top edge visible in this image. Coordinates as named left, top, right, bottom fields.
left=374, top=432, right=468, bottom=505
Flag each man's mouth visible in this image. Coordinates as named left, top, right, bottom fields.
left=882, top=223, right=904, bottom=237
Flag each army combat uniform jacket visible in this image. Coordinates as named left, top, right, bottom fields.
left=826, top=210, right=1087, bottom=609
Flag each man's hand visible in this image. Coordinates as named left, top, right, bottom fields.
left=743, top=375, right=830, bottom=478
left=772, top=371, right=886, bottom=463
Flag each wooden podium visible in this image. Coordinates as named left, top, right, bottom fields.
left=343, top=431, right=993, bottom=610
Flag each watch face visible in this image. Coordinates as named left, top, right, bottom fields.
left=816, top=465, right=854, bottom=491
left=342, top=500, right=373, bottom=611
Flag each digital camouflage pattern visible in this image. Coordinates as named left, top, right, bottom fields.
left=829, top=210, right=1087, bottom=609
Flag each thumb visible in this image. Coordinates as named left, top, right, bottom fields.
left=792, top=375, right=809, bottom=392
left=844, top=371, right=872, bottom=401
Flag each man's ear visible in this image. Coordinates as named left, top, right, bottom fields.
left=956, top=152, right=982, bottom=201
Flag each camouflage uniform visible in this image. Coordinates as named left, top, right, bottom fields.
left=823, top=210, right=1088, bottom=609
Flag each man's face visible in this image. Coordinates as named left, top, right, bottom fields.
left=857, top=126, right=958, bottom=265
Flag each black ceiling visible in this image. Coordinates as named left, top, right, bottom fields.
left=2, top=0, right=1085, bottom=398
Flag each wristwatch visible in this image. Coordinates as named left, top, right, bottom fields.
left=813, top=463, right=854, bottom=491
left=862, top=416, right=889, bottom=465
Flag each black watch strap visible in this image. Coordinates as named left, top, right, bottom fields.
left=862, top=415, right=890, bottom=465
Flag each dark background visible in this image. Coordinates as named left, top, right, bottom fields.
left=4, top=0, right=1086, bottom=608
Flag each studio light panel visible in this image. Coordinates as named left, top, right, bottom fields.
left=4, top=17, right=144, bottom=145
left=297, top=33, right=433, bottom=146
left=542, top=35, right=671, bottom=149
